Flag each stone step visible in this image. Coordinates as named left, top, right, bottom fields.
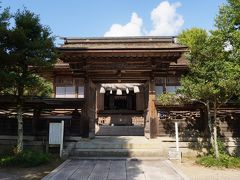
left=74, top=142, right=163, bottom=149
left=95, top=126, right=144, bottom=136
left=64, top=136, right=168, bottom=158
left=70, top=148, right=167, bottom=157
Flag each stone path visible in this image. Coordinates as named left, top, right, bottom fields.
left=0, top=172, right=18, bottom=180
left=42, top=159, right=188, bottom=180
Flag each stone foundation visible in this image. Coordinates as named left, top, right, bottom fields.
left=98, top=114, right=144, bottom=126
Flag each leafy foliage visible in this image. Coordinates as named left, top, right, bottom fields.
left=0, top=6, right=57, bottom=153
left=178, top=28, right=208, bottom=64
left=197, top=154, right=240, bottom=168
left=178, top=0, right=240, bottom=159
left=179, top=59, right=240, bottom=105
left=0, top=8, right=57, bottom=97
left=0, top=150, right=52, bottom=167
left=0, top=75, right=53, bottom=97
left=178, top=0, right=240, bottom=104
left=215, top=0, right=240, bottom=64
left=157, top=93, right=187, bottom=106
left=197, top=139, right=240, bottom=168
left=23, top=75, right=53, bottom=97
left=178, top=27, right=240, bottom=104
left=0, top=7, right=12, bottom=92
left=178, top=1, right=240, bottom=109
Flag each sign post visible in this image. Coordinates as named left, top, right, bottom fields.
left=175, top=122, right=179, bottom=152
left=49, top=120, right=64, bottom=158
left=168, top=121, right=181, bottom=162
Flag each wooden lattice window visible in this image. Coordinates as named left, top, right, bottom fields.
left=56, top=86, right=75, bottom=98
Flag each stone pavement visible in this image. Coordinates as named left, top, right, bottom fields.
left=0, top=172, right=18, bottom=180
left=42, top=159, right=189, bottom=180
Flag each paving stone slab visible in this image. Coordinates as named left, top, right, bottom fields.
left=42, top=159, right=188, bottom=180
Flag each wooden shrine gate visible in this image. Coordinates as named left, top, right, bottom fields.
left=58, top=37, right=188, bottom=138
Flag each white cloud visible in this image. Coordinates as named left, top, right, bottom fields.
left=148, top=1, right=184, bottom=36
left=104, top=1, right=184, bottom=37
left=104, top=12, right=143, bottom=37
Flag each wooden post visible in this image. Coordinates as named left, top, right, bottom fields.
left=82, top=79, right=90, bottom=137
left=96, top=85, right=104, bottom=111
left=144, top=81, right=150, bottom=139
left=200, top=108, right=208, bottom=136
left=163, top=77, right=167, bottom=93
left=175, top=122, right=179, bottom=152
left=32, top=108, right=39, bottom=136
left=145, top=79, right=158, bottom=139
left=84, top=79, right=96, bottom=138
left=60, top=120, right=64, bottom=158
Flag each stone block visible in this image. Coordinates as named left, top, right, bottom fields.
left=168, top=149, right=182, bottom=162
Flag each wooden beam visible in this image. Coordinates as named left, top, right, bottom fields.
left=60, top=51, right=183, bottom=61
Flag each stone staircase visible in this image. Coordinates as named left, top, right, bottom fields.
left=64, top=136, right=168, bottom=158
left=95, top=126, right=144, bottom=136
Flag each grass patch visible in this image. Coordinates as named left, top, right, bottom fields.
left=196, top=154, right=240, bottom=168
left=0, top=150, right=52, bottom=167
left=196, top=139, right=240, bottom=168
left=196, top=140, right=240, bottom=168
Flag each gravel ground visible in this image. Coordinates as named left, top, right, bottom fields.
left=0, top=158, right=62, bottom=180
left=172, top=158, right=240, bottom=180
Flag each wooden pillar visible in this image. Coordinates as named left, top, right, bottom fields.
left=163, top=77, right=167, bottom=93
left=145, top=79, right=158, bottom=139
left=84, top=79, right=96, bottom=138
left=95, top=86, right=99, bottom=120
left=83, top=79, right=90, bottom=137
left=96, top=85, right=104, bottom=111
left=136, top=86, right=144, bottom=111
left=32, top=107, right=41, bottom=136
left=201, top=107, right=209, bottom=136
left=144, top=82, right=150, bottom=138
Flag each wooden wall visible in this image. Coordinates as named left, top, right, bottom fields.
left=218, top=108, right=240, bottom=138
left=156, top=108, right=240, bottom=139
left=0, top=117, right=32, bottom=136
left=157, top=110, right=205, bottom=138
left=0, top=113, right=89, bottom=137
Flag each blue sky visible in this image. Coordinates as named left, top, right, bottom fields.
left=1, top=0, right=226, bottom=44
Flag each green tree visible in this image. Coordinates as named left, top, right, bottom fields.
left=178, top=0, right=240, bottom=159
left=178, top=4, right=240, bottom=159
left=0, top=6, right=12, bottom=92
left=0, top=8, right=57, bottom=153
left=177, top=28, right=208, bottom=64
left=215, top=0, right=240, bottom=65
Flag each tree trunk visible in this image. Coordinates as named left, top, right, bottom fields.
left=213, top=101, right=219, bottom=159
left=17, top=103, right=23, bottom=153
left=16, top=84, right=24, bottom=154
left=206, top=100, right=214, bottom=148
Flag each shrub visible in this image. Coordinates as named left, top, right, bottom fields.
left=0, top=150, right=52, bottom=167
left=196, top=139, right=240, bottom=168
left=157, top=93, right=187, bottom=106
left=209, top=139, right=228, bottom=155
left=196, top=154, right=240, bottom=168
